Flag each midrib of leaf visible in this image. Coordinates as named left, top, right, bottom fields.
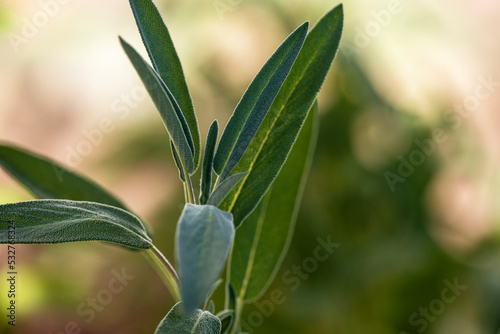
left=197, top=210, right=215, bottom=271
left=234, top=190, right=272, bottom=307
left=219, top=50, right=293, bottom=176
left=40, top=203, right=148, bottom=237
left=226, top=42, right=322, bottom=213
left=15, top=211, right=151, bottom=245
left=191, top=313, right=206, bottom=334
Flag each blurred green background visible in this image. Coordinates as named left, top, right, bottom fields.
left=1, top=0, right=500, bottom=333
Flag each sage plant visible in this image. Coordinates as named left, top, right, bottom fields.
left=0, top=0, right=343, bottom=332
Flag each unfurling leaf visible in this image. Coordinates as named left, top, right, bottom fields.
left=175, top=204, right=234, bottom=312
left=207, top=172, right=248, bottom=207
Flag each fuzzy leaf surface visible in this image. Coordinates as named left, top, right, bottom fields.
left=220, top=5, right=343, bottom=226
left=130, top=0, right=200, bottom=168
left=155, top=302, right=221, bottom=334
left=207, top=172, right=248, bottom=207
left=176, top=204, right=234, bottom=312
left=121, top=37, right=195, bottom=174
left=0, top=199, right=152, bottom=249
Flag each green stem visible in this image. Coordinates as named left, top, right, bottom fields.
left=213, top=174, right=221, bottom=191
left=186, top=174, right=196, bottom=204
left=230, top=301, right=244, bottom=334
left=145, top=245, right=181, bottom=301
left=183, top=181, right=190, bottom=203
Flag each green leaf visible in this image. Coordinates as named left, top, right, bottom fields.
left=207, top=172, right=248, bottom=207
left=220, top=5, right=343, bottom=226
left=207, top=300, right=216, bottom=314
left=0, top=199, right=152, bottom=250
left=130, top=0, right=200, bottom=168
left=217, top=310, right=234, bottom=334
left=171, top=141, right=186, bottom=182
left=225, top=282, right=237, bottom=311
left=155, top=302, right=221, bottom=334
left=0, top=143, right=155, bottom=238
left=120, top=37, right=195, bottom=174
left=213, top=22, right=309, bottom=180
left=204, top=278, right=223, bottom=310
left=0, top=144, right=126, bottom=208
left=200, top=121, right=219, bottom=204
left=175, top=204, right=234, bottom=312
left=229, top=103, right=318, bottom=301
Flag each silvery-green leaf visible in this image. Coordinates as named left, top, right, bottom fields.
left=207, top=172, right=248, bottom=207
left=175, top=204, right=234, bottom=312
left=120, top=37, right=195, bottom=174
left=130, top=0, right=200, bottom=168
left=0, top=199, right=152, bottom=250
left=155, top=302, right=221, bottom=334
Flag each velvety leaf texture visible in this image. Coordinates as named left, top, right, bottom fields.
left=120, top=37, right=195, bottom=174
left=130, top=0, right=200, bottom=168
left=229, top=103, right=318, bottom=302
left=175, top=204, right=234, bottom=312
left=213, top=22, right=308, bottom=180
left=0, top=200, right=152, bottom=250
left=155, top=302, right=221, bottom=334
left=220, top=5, right=343, bottom=226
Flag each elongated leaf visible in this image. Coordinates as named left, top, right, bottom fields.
left=225, top=282, right=237, bottom=311
left=171, top=141, right=186, bottom=182
left=217, top=310, right=234, bottom=334
left=200, top=121, right=219, bottom=204
left=207, top=172, right=248, bottom=207
left=0, top=199, right=152, bottom=250
left=229, top=103, right=318, bottom=301
left=0, top=144, right=126, bottom=208
left=130, top=0, right=200, bottom=168
left=175, top=204, right=234, bottom=312
left=120, top=37, right=195, bottom=174
left=0, top=144, right=155, bottom=238
left=207, top=300, right=215, bottom=314
left=213, top=22, right=308, bottom=180
left=155, top=302, right=221, bottom=334
left=204, top=278, right=223, bottom=310
left=220, top=5, right=343, bottom=226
